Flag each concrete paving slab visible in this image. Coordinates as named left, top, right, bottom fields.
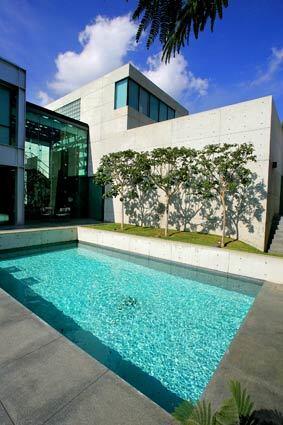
left=0, top=312, right=60, bottom=368
left=45, top=370, right=174, bottom=425
left=0, top=289, right=172, bottom=425
left=0, top=401, right=14, bottom=425
left=0, top=293, right=31, bottom=324
left=0, top=336, right=107, bottom=425
left=202, top=281, right=283, bottom=411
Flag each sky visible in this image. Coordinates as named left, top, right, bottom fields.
left=0, top=0, right=283, bottom=119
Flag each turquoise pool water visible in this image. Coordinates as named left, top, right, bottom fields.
left=0, top=243, right=260, bottom=411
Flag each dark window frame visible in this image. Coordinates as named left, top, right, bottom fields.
left=114, top=77, right=176, bottom=122
left=0, top=82, right=17, bottom=146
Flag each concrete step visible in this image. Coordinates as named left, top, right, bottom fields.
left=269, top=245, right=283, bottom=253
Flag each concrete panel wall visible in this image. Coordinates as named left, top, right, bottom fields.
left=0, top=227, right=78, bottom=251
left=77, top=227, right=283, bottom=284
left=265, top=100, right=283, bottom=246
left=99, top=96, right=277, bottom=251
left=47, top=63, right=188, bottom=176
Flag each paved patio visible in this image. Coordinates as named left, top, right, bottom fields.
left=0, top=289, right=174, bottom=425
left=0, top=275, right=283, bottom=423
left=203, top=281, right=283, bottom=410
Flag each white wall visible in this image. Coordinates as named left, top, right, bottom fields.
left=99, top=96, right=279, bottom=251
left=78, top=227, right=283, bottom=285
left=265, top=100, right=283, bottom=246
left=47, top=64, right=283, bottom=252
left=47, top=63, right=188, bottom=176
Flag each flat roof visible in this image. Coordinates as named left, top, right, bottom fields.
left=0, top=55, right=26, bottom=72
left=27, top=101, right=89, bottom=129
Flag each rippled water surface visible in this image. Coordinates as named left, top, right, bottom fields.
left=0, top=243, right=260, bottom=411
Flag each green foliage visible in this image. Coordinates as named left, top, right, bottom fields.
left=173, top=400, right=195, bottom=424
left=172, top=381, right=280, bottom=425
left=149, top=146, right=198, bottom=236
left=199, top=143, right=256, bottom=247
left=229, top=381, right=254, bottom=419
left=187, top=401, right=216, bottom=425
left=94, top=143, right=257, bottom=242
left=94, top=150, right=138, bottom=229
left=131, top=0, right=229, bottom=62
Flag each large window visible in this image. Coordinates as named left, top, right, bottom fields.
left=25, top=105, right=89, bottom=221
left=114, top=79, right=128, bottom=109
left=128, top=79, right=139, bottom=111
left=114, top=78, right=176, bottom=122
left=139, top=88, right=149, bottom=116
left=0, top=85, right=16, bottom=146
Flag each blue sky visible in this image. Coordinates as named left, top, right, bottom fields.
left=0, top=0, right=283, bottom=119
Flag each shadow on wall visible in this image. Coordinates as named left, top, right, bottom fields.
left=124, top=187, right=164, bottom=228
left=104, top=174, right=267, bottom=242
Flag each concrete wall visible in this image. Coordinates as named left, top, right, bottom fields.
left=264, top=100, right=283, bottom=246
left=0, top=57, right=26, bottom=225
left=47, top=63, right=188, bottom=175
left=0, top=227, right=77, bottom=251
left=47, top=64, right=283, bottom=251
left=77, top=227, right=283, bottom=284
left=96, top=96, right=281, bottom=251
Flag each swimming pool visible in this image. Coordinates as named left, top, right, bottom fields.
left=0, top=243, right=261, bottom=411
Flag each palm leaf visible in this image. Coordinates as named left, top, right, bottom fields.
left=173, top=400, right=195, bottom=424
left=215, top=396, right=239, bottom=425
left=187, top=400, right=216, bottom=425
left=229, top=381, right=254, bottom=418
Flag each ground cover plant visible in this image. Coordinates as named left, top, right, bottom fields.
left=173, top=381, right=283, bottom=425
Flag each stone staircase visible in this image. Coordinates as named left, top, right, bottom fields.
left=269, top=215, right=283, bottom=254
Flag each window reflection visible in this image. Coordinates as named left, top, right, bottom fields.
left=24, top=106, right=88, bottom=221
left=114, top=78, right=176, bottom=122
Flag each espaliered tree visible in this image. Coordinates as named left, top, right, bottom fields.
left=94, top=150, right=137, bottom=230
left=149, top=146, right=194, bottom=237
left=199, top=143, right=256, bottom=248
left=125, top=151, right=154, bottom=227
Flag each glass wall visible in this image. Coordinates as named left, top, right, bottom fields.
left=25, top=105, right=89, bottom=221
left=0, top=84, right=17, bottom=146
left=0, top=166, right=15, bottom=225
left=114, top=77, right=176, bottom=122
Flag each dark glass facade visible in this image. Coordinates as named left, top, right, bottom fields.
left=114, top=78, right=176, bottom=122
left=24, top=103, right=89, bottom=221
left=0, top=166, right=16, bottom=225
left=0, top=83, right=17, bottom=146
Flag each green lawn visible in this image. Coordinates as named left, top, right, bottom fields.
left=86, top=223, right=266, bottom=254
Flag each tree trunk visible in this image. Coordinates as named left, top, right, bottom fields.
left=164, top=197, right=169, bottom=237
left=121, top=198, right=124, bottom=231
left=220, top=191, right=226, bottom=248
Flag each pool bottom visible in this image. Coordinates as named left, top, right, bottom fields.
left=0, top=242, right=261, bottom=412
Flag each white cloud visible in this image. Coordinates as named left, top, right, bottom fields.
left=251, top=47, right=283, bottom=86
left=143, top=53, right=209, bottom=100
left=37, top=90, right=54, bottom=106
left=48, top=15, right=137, bottom=95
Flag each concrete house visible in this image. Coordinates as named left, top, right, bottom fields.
left=47, top=63, right=283, bottom=252
left=1, top=57, right=283, bottom=251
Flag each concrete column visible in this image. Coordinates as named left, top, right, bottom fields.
left=15, top=167, right=25, bottom=225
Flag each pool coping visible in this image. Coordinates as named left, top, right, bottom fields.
left=0, top=288, right=175, bottom=425
left=202, top=280, right=283, bottom=410
left=0, top=226, right=283, bottom=419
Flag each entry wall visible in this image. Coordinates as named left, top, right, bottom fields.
left=96, top=96, right=279, bottom=251
left=0, top=58, right=26, bottom=226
